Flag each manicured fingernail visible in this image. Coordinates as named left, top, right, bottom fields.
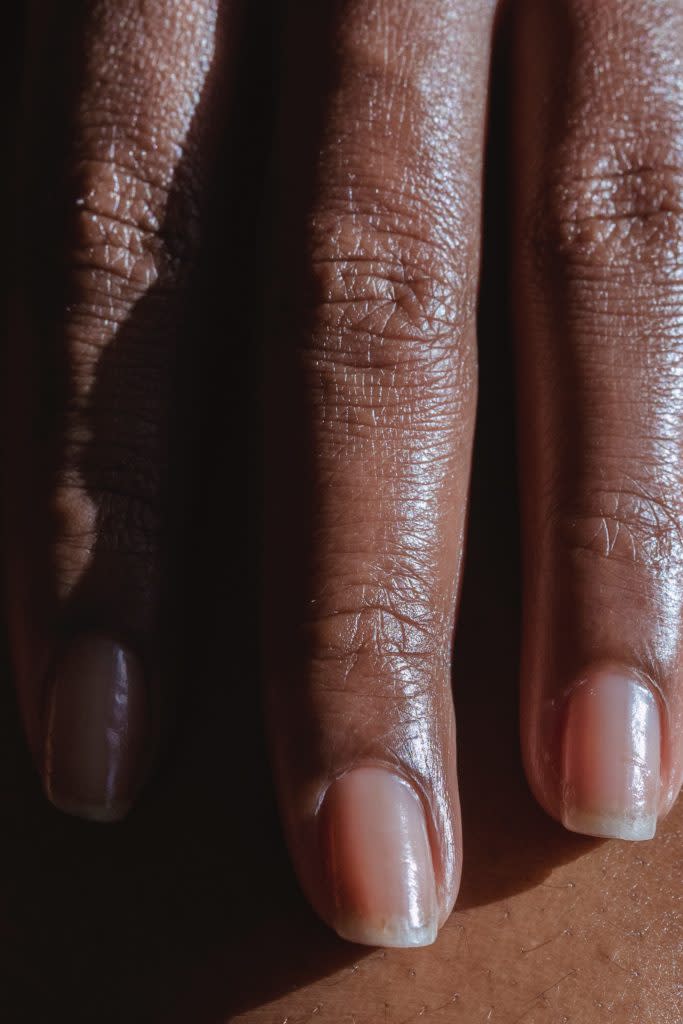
left=562, top=669, right=661, bottom=841
left=321, top=766, right=438, bottom=947
left=43, top=635, right=148, bottom=823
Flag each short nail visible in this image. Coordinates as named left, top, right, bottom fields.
left=321, top=766, right=438, bottom=947
left=43, top=635, right=148, bottom=822
left=562, top=669, right=661, bottom=841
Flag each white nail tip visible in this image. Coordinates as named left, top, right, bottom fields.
left=562, top=809, right=657, bottom=842
left=48, top=794, right=131, bottom=824
left=334, top=915, right=438, bottom=948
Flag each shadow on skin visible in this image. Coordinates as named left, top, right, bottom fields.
left=1, top=4, right=360, bottom=1023
left=0, top=5, right=594, bottom=1024
left=456, top=5, right=600, bottom=910
left=454, top=440, right=603, bottom=912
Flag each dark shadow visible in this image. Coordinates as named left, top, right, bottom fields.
left=455, top=1, right=600, bottom=911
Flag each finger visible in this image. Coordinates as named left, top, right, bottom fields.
left=266, top=0, right=495, bottom=945
left=10, top=0, right=232, bottom=820
left=514, top=0, right=683, bottom=839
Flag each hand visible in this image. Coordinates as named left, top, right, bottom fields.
left=11, top=0, right=682, bottom=951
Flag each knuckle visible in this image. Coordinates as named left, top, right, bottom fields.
left=306, top=202, right=475, bottom=377
left=65, top=120, right=200, bottom=347
left=305, top=577, right=445, bottom=698
left=64, top=431, right=162, bottom=507
left=52, top=476, right=160, bottom=606
left=53, top=471, right=161, bottom=579
left=72, top=174, right=166, bottom=294
left=71, top=160, right=190, bottom=289
left=550, top=482, right=683, bottom=572
left=536, top=138, right=683, bottom=281
left=55, top=405, right=164, bottom=576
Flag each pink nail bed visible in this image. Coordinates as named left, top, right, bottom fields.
left=562, top=669, right=661, bottom=841
left=321, top=766, right=438, bottom=947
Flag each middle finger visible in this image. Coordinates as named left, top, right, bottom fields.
left=265, top=0, right=497, bottom=946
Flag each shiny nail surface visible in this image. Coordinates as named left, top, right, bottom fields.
left=562, top=669, right=661, bottom=841
left=43, top=635, right=147, bottom=822
left=321, top=766, right=438, bottom=947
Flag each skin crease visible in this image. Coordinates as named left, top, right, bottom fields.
left=4, top=0, right=682, bottom=994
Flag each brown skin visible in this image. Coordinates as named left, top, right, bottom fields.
left=3, top=0, right=681, bottom=1002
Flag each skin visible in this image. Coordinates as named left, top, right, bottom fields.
left=5, top=0, right=683, bottom=978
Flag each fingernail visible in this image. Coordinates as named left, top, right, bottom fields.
left=43, top=635, right=148, bottom=823
left=562, top=669, right=661, bottom=841
left=321, top=766, right=438, bottom=947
